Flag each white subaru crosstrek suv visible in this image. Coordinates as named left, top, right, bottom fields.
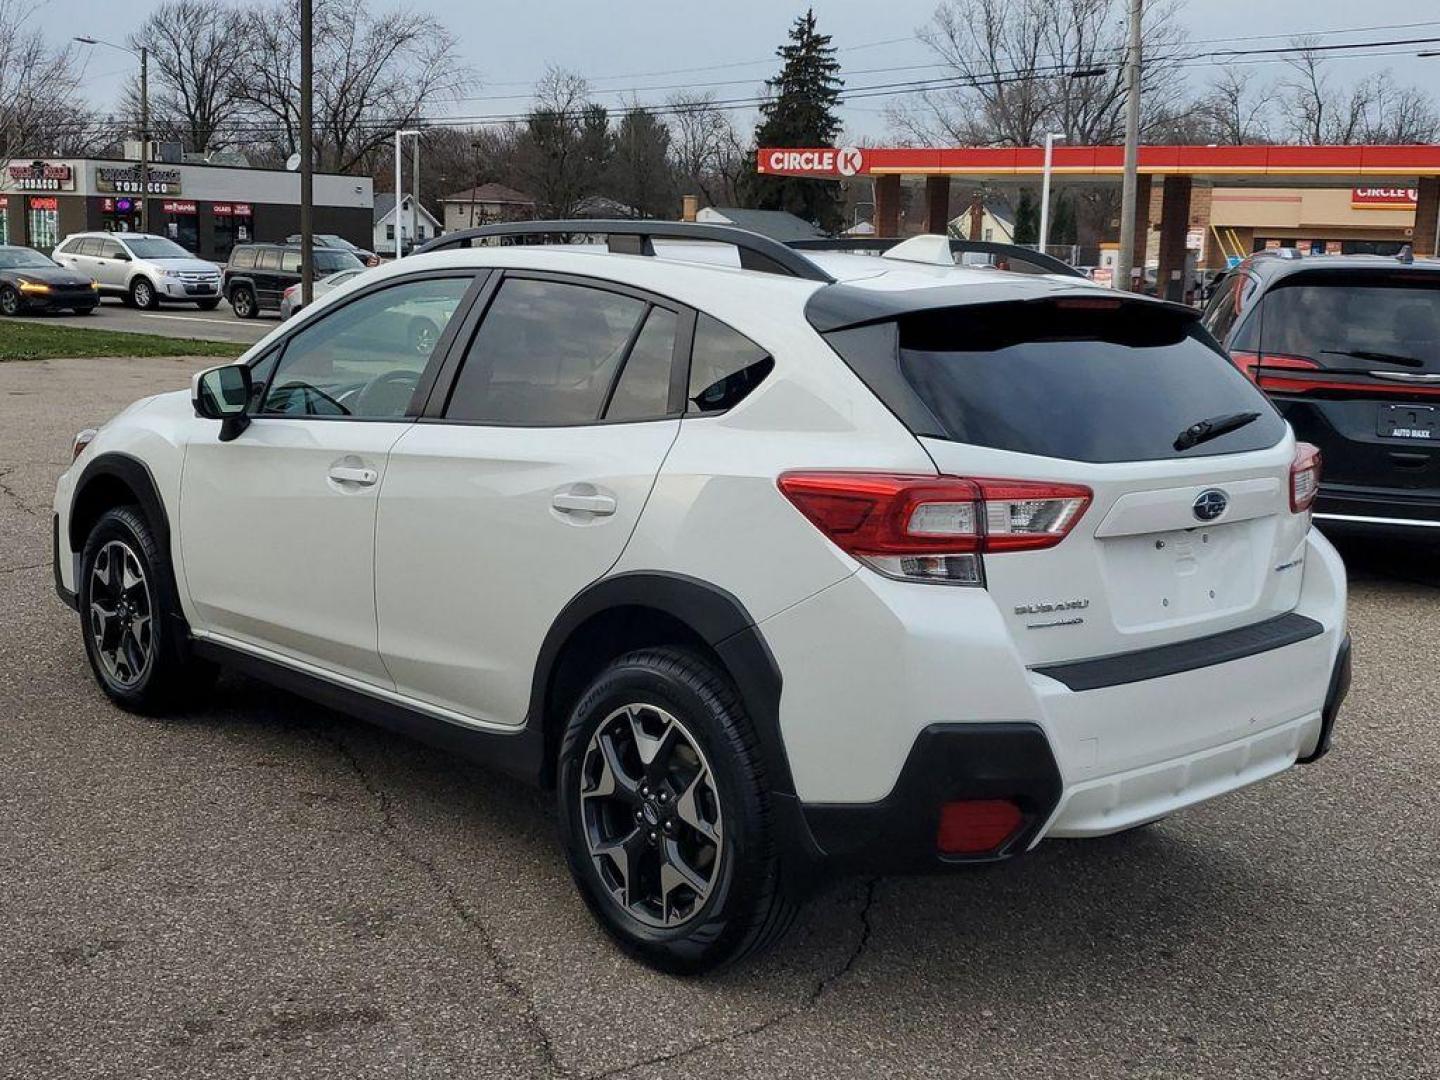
left=53, top=231, right=223, bottom=310
left=51, top=222, right=1352, bottom=974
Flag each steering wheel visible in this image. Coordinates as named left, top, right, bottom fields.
left=354, top=369, right=421, bottom=417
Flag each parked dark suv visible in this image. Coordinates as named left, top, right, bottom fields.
left=1203, top=250, right=1440, bottom=535
left=222, top=243, right=364, bottom=318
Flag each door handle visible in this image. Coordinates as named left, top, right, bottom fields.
left=552, top=491, right=617, bottom=515
left=328, top=465, right=379, bottom=486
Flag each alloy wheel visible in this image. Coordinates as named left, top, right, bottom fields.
left=134, top=281, right=153, bottom=308
left=88, top=540, right=155, bottom=689
left=580, top=703, right=725, bottom=929
left=0, top=288, right=18, bottom=316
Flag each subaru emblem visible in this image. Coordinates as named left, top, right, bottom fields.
left=1193, top=489, right=1228, bottom=522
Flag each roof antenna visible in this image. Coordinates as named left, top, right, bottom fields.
left=1397, top=243, right=1414, bottom=264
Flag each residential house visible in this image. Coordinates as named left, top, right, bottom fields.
left=374, top=192, right=443, bottom=256
left=440, top=183, right=536, bottom=234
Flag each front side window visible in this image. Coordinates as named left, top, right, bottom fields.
left=315, top=250, right=363, bottom=273
left=230, top=247, right=256, bottom=269
left=280, top=251, right=301, bottom=273
left=259, top=276, right=471, bottom=419
left=687, top=314, right=773, bottom=413
left=99, top=239, right=124, bottom=260
left=445, top=278, right=649, bottom=425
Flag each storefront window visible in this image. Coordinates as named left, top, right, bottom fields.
left=100, top=197, right=142, bottom=233
left=211, top=204, right=253, bottom=259
left=27, top=197, right=59, bottom=251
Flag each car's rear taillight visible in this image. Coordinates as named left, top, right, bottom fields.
left=1230, top=350, right=1320, bottom=387
left=283, top=284, right=299, bottom=299
left=776, top=472, right=1091, bottom=585
left=1291, top=442, right=1321, bottom=513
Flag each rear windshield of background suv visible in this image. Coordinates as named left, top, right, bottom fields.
left=826, top=299, right=1286, bottom=463
left=1252, top=271, right=1440, bottom=373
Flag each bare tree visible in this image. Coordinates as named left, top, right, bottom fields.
left=235, top=0, right=470, bottom=173
left=510, top=68, right=613, bottom=218
left=887, top=0, right=1187, bottom=147
left=1193, top=69, right=1273, bottom=145
left=1282, top=40, right=1440, bottom=145
left=667, top=92, right=745, bottom=207
left=0, top=0, right=99, bottom=156
left=127, top=0, right=253, bottom=154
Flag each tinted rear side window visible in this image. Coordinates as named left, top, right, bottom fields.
left=1256, top=272, right=1440, bottom=373
left=687, top=315, right=773, bottom=414
left=828, top=299, right=1285, bottom=463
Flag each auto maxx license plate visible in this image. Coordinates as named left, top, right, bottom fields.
left=1378, top=404, right=1438, bottom=441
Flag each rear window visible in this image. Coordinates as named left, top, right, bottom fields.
left=1254, top=271, right=1440, bottom=373
left=826, top=298, right=1285, bottom=463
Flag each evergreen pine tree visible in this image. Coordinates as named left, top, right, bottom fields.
left=739, top=9, right=845, bottom=233
left=1013, top=188, right=1039, bottom=244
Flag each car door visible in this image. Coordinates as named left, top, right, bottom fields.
left=97, top=238, right=130, bottom=290
left=254, top=248, right=284, bottom=308
left=179, top=272, right=483, bottom=684
left=375, top=272, right=689, bottom=726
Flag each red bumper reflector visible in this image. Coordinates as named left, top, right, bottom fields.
left=936, top=798, right=1024, bottom=855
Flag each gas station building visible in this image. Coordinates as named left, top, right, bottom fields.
left=757, top=144, right=1440, bottom=301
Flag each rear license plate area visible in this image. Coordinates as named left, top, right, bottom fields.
left=1100, top=522, right=1263, bottom=631
left=1378, top=404, right=1438, bottom=441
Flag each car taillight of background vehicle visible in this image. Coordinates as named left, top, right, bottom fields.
left=776, top=472, right=1091, bottom=585
left=283, top=284, right=299, bottom=299
left=1291, top=442, right=1321, bottom=513
left=1232, top=350, right=1440, bottom=398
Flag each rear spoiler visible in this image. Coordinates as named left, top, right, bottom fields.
left=805, top=279, right=1201, bottom=334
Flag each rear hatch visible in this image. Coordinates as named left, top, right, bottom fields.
left=820, top=290, right=1311, bottom=666
left=1234, top=267, right=1440, bottom=498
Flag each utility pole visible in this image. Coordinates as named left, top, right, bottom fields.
left=1115, top=0, right=1143, bottom=292
left=470, top=139, right=482, bottom=227
left=299, top=0, right=314, bottom=305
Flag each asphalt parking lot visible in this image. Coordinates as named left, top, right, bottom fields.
left=10, top=298, right=276, bottom=345
left=2, top=355, right=1438, bottom=1079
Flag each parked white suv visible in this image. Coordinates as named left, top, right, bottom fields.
left=53, top=231, right=223, bottom=310
left=51, top=222, right=1351, bottom=973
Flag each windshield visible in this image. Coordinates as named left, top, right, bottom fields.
left=0, top=248, right=58, bottom=270
left=1255, top=272, right=1440, bottom=372
left=825, top=298, right=1286, bottom=463
left=123, top=238, right=192, bottom=259
left=315, top=249, right=364, bottom=272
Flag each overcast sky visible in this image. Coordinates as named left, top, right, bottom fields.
left=41, top=0, right=1440, bottom=143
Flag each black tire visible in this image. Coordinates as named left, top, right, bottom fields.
left=78, top=505, right=215, bottom=714
left=229, top=285, right=257, bottom=319
left=72, top=306, right=96, bottom=315
left=196, top=298, right=220, bottom=311
left=557, top=647, right=799, bottom=974
left=130, top=277, right=159, bottom=310
left=0, top=285, right=20, bottom=317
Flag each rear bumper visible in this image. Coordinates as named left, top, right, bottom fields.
left=1314, top=484, right=1440, bottom=534
left=767, top=529, right=1349, bottom=871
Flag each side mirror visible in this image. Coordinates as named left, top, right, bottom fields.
left=114, top=252, right=131, bottom=262
left=192, top=364, right=252, bottom=441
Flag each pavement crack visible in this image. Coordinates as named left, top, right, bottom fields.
left=0, top=561, right=46, bottom=575
left=0, top=467, right=42, bottom=518
left=593, top=876, right=882, bottom=1080
left=322, top=730, right=574, bottom=1080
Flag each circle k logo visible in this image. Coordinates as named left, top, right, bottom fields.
left=836, top=146, right=863, bottom=176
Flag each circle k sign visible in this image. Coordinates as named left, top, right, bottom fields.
left=760, top=146, right=866, bottom=177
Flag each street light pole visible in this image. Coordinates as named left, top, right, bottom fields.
left=74, top=36, right=149, bottom=232
left=139, top=46, right=149, bottom=234
left=299, top=0, right=313, bottom=304
left=1115, top=0, right=1144, bottom=292
left=1039, top=132, right=1065, bottom=254
left=393, top=129, right=419, bottom=256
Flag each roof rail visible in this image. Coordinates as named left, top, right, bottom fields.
left=788, top=236, right=1086, bottom=278
left=413, top=219, right=835, bottom=283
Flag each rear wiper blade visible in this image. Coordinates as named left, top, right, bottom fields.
left=1321, top=349, right=1426, bottom=368
left=1174, top=410, right=1262, bottom=451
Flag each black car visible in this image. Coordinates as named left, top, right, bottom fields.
left=222, top=243, right=364, bottom=318
left=0, top=245, right=99, bottom=316
left=284, top=233, right=381, bottom=267
left=1203, top=250, right=1440, bottom=535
